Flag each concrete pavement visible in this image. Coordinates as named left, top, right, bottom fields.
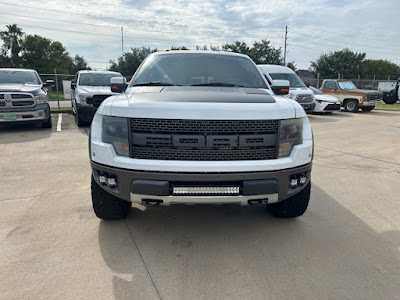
left=0, top=111, right=400, bottom=299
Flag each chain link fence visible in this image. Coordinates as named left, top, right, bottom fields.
left=299, top=74, right=398, bottom=90
left=39, top=72, right=74, bottom=111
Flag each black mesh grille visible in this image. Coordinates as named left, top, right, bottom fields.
left=87, top=95, right=111, bottom=108
left=130, top=118, right=278, bottom=134
left=12, top=100, right=34, bottom=106
left=0, top=101, right=5, bottom=107
left=11, top=94, right=32, bottom=99
left=130, top=118, right=279, bottom=161
left=132, top=147, right=277, bottom=161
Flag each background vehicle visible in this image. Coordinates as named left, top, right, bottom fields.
left=257, top=65, right=316, bottom=113
left=0, top=68, right=52, bottom=128
left=309, top=86, right=341, bottom=113
left=320, top=79, right=383, bottom=112
left=378, top=79, right=399, bottom=104
left=70, top=70, right=123, bottom=126
left=89, top=51, right=313, bottom=220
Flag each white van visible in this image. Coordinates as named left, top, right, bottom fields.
left=258, top=65, right=316, bottom=112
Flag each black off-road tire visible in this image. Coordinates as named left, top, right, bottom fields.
left=91, top=176, right=131, bottom=220
left=75, top=109, right=87, bottom=127
left=361, top=106, right=374, bottom=112
left=344, top=99, right=359, bottom=113
left=268, top=182, right=311, bottom=218
left=42, top=113, right=52, bottom=128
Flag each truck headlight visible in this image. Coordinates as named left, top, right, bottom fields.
left=278, top=118, right=303, bottom=158
left=79, top=94, right=88, bottom=104
left=286, top=93, right=296, bottom=99
left=102, top=116, right=130, bottom=157
left=35, top=95, right=47, bottom=103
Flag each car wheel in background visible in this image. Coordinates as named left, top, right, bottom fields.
left=344, top=99, right=359, bottom=113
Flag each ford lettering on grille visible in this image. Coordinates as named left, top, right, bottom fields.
left=130, top=118, right=279, bottom=161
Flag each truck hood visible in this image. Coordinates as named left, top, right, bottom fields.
left=99, top=86, right=300, bottom=120
left=76, top=86, right=115, bottom=95
left=0, top=83, right=42, bottom=94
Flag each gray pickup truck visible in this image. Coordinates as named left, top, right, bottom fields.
left=0, top=68, right=52, bottom=128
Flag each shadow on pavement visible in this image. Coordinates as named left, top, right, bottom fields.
left=98, top=184, right=400, bottom=300
left=0, top=119, right=53, bottom=144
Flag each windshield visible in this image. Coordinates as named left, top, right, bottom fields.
left=0, top=70, right=40, bottom=85
left=338, top=81, right=357, bottom=90
left=79, top=73, right=122, bottom=86
left=131, top=53, right=267, bottom=88
left=309, top=86, right=323, bottom=95
left=269, top=73, right=305, bottom=88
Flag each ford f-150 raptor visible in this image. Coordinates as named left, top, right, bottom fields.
left=89, top=51, right=313, bottom=220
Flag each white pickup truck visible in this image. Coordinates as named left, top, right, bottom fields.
left=70, top=70, right=123, bottom=126
left=89, top=51, right=313, bottom=220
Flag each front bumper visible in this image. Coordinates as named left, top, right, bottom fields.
left=362, top=100, right=383, bottom=107
left=324, top=103, right=341, bottom=111
left=0, top=103, right=50, bottom=122
left=300, top=102, right=316, bottom=112
left=91, top=161, right=312, bottom=205
left=77, top=104, right=98, bottom=122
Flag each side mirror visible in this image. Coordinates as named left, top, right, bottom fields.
left=110, top=77, right=128, bottom=93
left=271, top=80, right=290, bottom=95
left=43, top=79, right=55, bottom=87
left=71, top=81, right=76, bottom=89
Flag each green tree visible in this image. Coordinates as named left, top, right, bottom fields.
left=21, top=34, right=72, bottom=74
left=249, top=39, right=283, bottom=65
left=69, top=55, right=91, bottom=74
left=222, top=41, right=250, bottom=56
left=287, top=62, right=297, bottom=72
left=310, top=48, right=366, bottom=78
left=170, top=46, right=189, bottom=50
left=109, top=47, right=157, bottom=76
left=0, top=24, right=24, bottom=67
left=362, top=59, right=400, bottom=80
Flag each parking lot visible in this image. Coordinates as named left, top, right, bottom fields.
left=1, top=111, right=400, bottom=299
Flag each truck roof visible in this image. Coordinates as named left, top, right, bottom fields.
left=78, top=70, right=121, bottom=74
left=257, top=64, right=296, bottom=74
left=150, top=50, right=251, bottom=59
left=0, top=68, right=37, bottom=72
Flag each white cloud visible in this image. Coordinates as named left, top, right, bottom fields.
left=0, top=0, right=399, bottom=71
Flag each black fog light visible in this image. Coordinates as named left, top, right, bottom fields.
left=299, top=174, right=307, bottom=185
left=98, top=172, right=117, bottom=187
left=290, top=178, right=299, bottom=188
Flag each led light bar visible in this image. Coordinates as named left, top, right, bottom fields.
left=173, top=186, right=240, bottom=196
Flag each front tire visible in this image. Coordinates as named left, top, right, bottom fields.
left=268, top=182, right=311, bottom=218
left=361, top=106, right=374, bottom=112
left=75, top=109, right=87, bottom=127
left=42, top=112, right=52, bottom=128
left=344, top=99, right=359, bottom=112
left=91, top=176, right=131, bottom=220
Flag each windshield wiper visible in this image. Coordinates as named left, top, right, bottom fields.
left=190, top=82, right=245, bottom=87
left=133, top=81, right=181, bottom=86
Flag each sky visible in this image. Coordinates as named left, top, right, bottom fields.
left=0, top=0, right=399, bottom=72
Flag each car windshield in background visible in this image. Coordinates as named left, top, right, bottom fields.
left=338, top=81, right=357, bottom=90
left=0, top=70, right=40, bottom=85
left=79, top=73, right=122, bottom=86
left=131, top=53, right=267, bottom=88
left=309, top=86, right=323, bottom=95
left=269, top=73, right=305, bottom=88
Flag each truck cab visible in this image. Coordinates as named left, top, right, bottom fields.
left=257, top=65, right=316, bottom=113
left=320, top=79, right=383, bottom=112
